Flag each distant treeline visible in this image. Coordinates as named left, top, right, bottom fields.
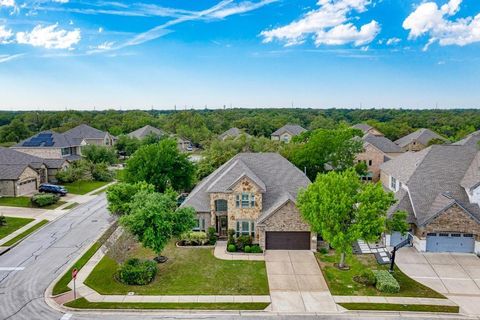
left=0, top=108, right=478, bottom=145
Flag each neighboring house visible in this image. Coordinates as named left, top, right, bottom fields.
left=12, top=124, right=115, bottom=160
left=180, top=153, right=315, bottom=250
left=127, top=125, right=165, bottom=139
left=394, top=128, right=447, bottom=152
left=380, top=144, right=480, bottom=253
left=0, top=147, right=69, bottom=196
left=352, top=123, right=384, bottom=136
left=271, top=124, right=307, bottom=143
left=356, top=134, right=403, bottom=182
left=218, top=128, right=250, bottom=141
left=177, top=136, right=193, bottom=152
left=453, top=130, right=480, bottom=147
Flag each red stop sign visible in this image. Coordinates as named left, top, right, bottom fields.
left=72, top=268, right=78, bottom=280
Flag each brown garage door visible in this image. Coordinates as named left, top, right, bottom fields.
left=266, top=231, right=310, bottom=250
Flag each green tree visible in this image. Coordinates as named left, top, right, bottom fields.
left=283, top=127, right=363, bottom=181
left=0, top=215, right=6, bottom=227
left=82, top=145, right=117, bottom=165
left=125, top=138, right=195, bottom=192
left=120, top=189, right=196, bottom=260
left=386, top=211, right=409, bottom=235
left=115, top=135, right=141, bottom=156
left=106, top=182, right=155, bottom=216
left=298, top=169, right=394, bottom=268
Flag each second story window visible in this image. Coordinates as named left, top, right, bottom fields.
left=61, top=147, right=70, bottom=156
left=215, top=199, right=228, bottom=212
left=390, top=176, right=397, bottom=191
left=236, top=193, right=255, bottom=208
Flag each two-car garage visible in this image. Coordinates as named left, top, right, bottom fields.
left=426, top=232, right=475, bottom=253
left=265, top=231, right=311, bottom=250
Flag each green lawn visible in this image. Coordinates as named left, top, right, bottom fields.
left=115, top=169, right=126, bottom=182
left=316, top=251, right=445, bottom=298
left=0, top=197, right=66, bottom=209
left=3, top=220, right=49, bottom=246
left=0, top=216, right=34, bottom=241
left=65, top=298, right=269, bottom=310
left=63, top=202, right=79, bottom=210
left=62, top=181, right=110, bottom=195
left=85, top=241, right=269, bottom=296
left=339, top=303, right=459, bottom=313
left=52, top=223, right=118, bottom=296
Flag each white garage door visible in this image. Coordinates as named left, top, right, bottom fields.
left=18, top=179, right=37, bottom=196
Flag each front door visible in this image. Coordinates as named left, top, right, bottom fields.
left=218, top=216, right=228, bottom=237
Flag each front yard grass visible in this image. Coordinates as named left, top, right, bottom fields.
left=0, top=216, right=34, bottom=241
left=3, top=220, right=49, bottom=246
left=85, top=241, right=269, bottom=296
left=65, top=298, right=269, bottom=310
left=62, top=181, right=110, bottom=195
left=0, top=197, right=65, bottom=209
left=316, top=251, right=445, bottom=298
left=339, top=303, right=459, bottom=313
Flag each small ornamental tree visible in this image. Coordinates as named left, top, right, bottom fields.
left=298, top=168, right=394, bottom=268
left=386, top=211, right=409, bottom=235
left=82, top=144, right=117, bottom=165
left=119, top=189, right=196, bottom=260
left=106, top=181, right=155, bottom=216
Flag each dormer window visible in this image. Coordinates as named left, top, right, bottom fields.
left=236, top=193, right=255, bottom=208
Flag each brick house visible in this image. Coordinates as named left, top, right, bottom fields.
left=180, top=153, right=316, bottom=250
left=380, top=144, right=480, bottom=253
left=394, top=128, right=448, bottom=152
left=352, top=123, right=384, bottom=137
left=356, top=133, right=403, bottom=182
left=271, top=124, right=307, bottom=143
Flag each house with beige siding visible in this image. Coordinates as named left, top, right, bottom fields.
left=352, top=123, right=384, bottom=136
left=394, top=128, right=447, bottom=152
left=271, top=124, right=307, bottom=143
left=180, top=153, right=315, bottom=250
left=380, top=144, right=480, bottom=253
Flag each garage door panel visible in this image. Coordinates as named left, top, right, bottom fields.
left=18, top=179, right=37, bottom=196
left=266, top=231, right=310, bottom=250
left=426, top=233, right=474, bottom=253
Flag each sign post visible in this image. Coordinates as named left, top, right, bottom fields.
left=72, top=268, right=78, bottom=300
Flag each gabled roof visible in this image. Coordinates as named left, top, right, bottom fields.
left=394, top=128, right=447, bottom=148
left=63, top=124, right=108, bottom=145
left=363, top=134, right=402, bottom=154
left=352, top=123, right=375, bottom=134
left=127, top=125, right=165, bottom=139
left=382, top=145, right=480, bottom=226
left=218, top=128, right=248, bottom=140
left=0, top=147, right=68, bottom=171
left=271, top=124, right=307, bottom=137
left=181, top=153, right=310, bottom=215
left=454, top=130, right=480, bottom=147
left=0, top=164, right=33, bottom=180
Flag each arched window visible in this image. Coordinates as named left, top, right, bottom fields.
left=215, top=199, right=228, bottom=212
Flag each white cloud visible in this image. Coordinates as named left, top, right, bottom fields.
left=16, top=24, right=81, bottom=49
left=52, top=0, right=69, bottom=3
left=403, top=0, right=480, bottom=50
left=0, top=53, right=23, bottom=63
left=95, top=41, right=114, bottom=50
left=260, top=0, right=380, bottom=47
left=0, top=0, right=15, bottom=7
left=209, top=0, right=277, bottom=19
left=386, top=37, right=401, bottom=45
left=0, top=25, right=13, bottom=43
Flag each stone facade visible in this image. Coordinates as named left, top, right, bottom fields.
left=401, top=141, right=427, bottom=152
left=0, top=180, right=16, bottom=197
left=12, top=148, right=63, bottom=159
left=257, top=201, right=315, bottom=250
left=356, top=144, right=385, bottom=182
left=415, top=204, right=480, bottom=240
left=0, top=166, right=39, bottom=197
left=272, top=132, right=293, bottom=143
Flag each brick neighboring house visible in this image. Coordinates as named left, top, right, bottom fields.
left=394, top=128, right=448, bottom=152
left=352, top=123, right=384, bottom=136
left=180, top=152, right=316, bottom=250
left=0, top=147, right=69, bottom=196
left=12, top=124, right=115, bottom=160
left=218, top=128, right=250, bottom=141
left=380, top=144, right=480, bottom=253
left=271, top=124, right=307, bottom=143
left=356, top=134, right=403, bottom=182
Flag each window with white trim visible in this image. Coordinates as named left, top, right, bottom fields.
left=193, top=217, right=206, bottom=231
left=235, top=193, right=255, bottom=208
left=390, top=176, right=397, bottom=191
left=236, top=220, right=255, bottom=237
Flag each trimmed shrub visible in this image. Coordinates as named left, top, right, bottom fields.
left=92, top=162, right=115, bottom=182
left=118, top=258, right=157, bottom=285
left=227, top=244, right=236, bottom=252
left=244, top=245, right=251, bottom=253
left=373, top=270, right=400, bottom=293
left=236, top=235, right=252, bottom=251
left=227, top=229, right=235, bottom=246
left=180, top=231, right=208, bottom=246
left=31, top=193, right=59, bottom=207
left=250, top=245, right=263, bottom=253
left=207, top=227, right=217, bottom=245
left=354, top=269, right=376, bottom=286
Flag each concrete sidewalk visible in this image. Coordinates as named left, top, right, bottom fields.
left=333, top=295, right=457, bottom=306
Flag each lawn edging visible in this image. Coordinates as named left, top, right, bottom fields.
left=50, top=222, right=118, bottom=296
left=2, top=220, right=49, bottom=247
left=339, top=302, right=459, bottom=313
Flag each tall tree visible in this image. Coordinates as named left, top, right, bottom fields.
left=298, top=169, right=394, bottom=268
left=82, top=144, right=117, bottom=164
left=106, top=181, right=155, bottom=216
left=125, top=138, right=196, bottom=192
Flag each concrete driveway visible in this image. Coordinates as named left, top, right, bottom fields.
left=396, top=247, right=480, bottom=315
left=265, top=250, right=341, bottom=313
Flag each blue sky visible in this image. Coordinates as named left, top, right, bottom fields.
left=1, top=0, right=480, bottom=110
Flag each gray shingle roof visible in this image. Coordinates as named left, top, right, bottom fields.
left=363, top=134, right=403, bottom=154
left=0, top=164, right=31, bottom=180
left=218, top=128, right=248, bottom=140
left=382, top=145, right=480, bottom=226
left=0, top=147, right=45, bottom=169
left=127, top=125, right=165, bottom=139
left=454, top=130, right=480, bottom=147
left=181, top=153, right=310, bottom=217
left=394, top=128, right=447, bottom=148
left=352, top=123, right=373, bottom=133
left=271, top=124, right=307, bottom=137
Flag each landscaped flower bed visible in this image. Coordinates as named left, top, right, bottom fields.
left=226, top=230, right=263, bottom=254
left=176, top=229, right=217, bottom=247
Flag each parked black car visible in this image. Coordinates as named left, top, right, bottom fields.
left=39, top=184, right=68, bottom=196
